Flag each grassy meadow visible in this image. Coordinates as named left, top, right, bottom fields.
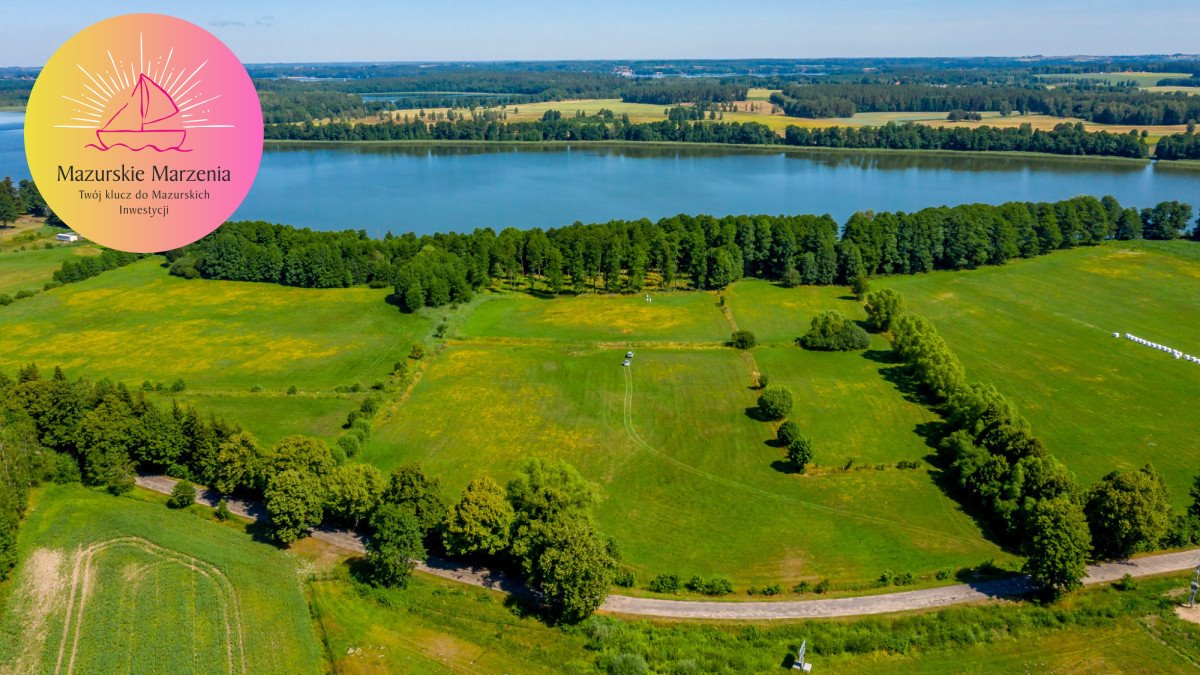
left=0, top=243, right=98, bottom=297
left=0, top=258, right=431, bottom=444
left=365, top=290, right=1007, bottom=587
left=882, top=240, right=1200, bottom=507
left=0, top=484, right=323, bottom=673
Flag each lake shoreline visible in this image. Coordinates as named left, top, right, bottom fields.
left=264, top=138, right=1154, bottom=165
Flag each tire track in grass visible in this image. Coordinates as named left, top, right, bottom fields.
left=621, top=366, right=981, bottom=546
left=53, top=537, right=245, bottom=675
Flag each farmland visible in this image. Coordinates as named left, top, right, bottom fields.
left=1035, top=71, right=1195, bottom=88
left=0, top=484, right=322, bottom=673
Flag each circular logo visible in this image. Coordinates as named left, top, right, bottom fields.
left=25, top=14, right=262, bottom=253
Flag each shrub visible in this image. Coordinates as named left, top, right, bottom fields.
left=895, top=459, right=922, bottom=470
left=786, top=435, right=814, bottom=471
left=798, top=310, right=870, bottom=351
left=287, top=385, right=298, bottom=395
left=0, top=294, right=12, bottom=306
left=730, top=330, right=757, bottom=349
left=879, top=569, right=895, bottom=586
left=702, top=575, right=734, bottom=596
left=685, top=575, right=705, bottom=592
left=792, top=580, right=810, bottom=593
left=849, top=273, right=870, bottom=300
left=777, top=420, right=801, bottom=447
left=648, top=573, right=680, bottom=594
left=52, top=453, right=82, bottom=484
left=1115, top=573, right=1139, bottom=591
left=935, top=568, right=953, bottom=580
left=360, top=396, right=381, bottom=417
left=757, top=373, right=769, bottom=389
left=14, top=289, right=37, bottom=300
left=140, top=380, right=154, bottom=391
left=409, top=344, right=425, bottom=360
left=250, top=384, right=263, bottom=393
left=864, top=288, right=906, bottom=332
left=756, top=386, right=794, bottom=421
left=43, top=280, right=62, bottom=291
left=170, top=378, right=187, bottom=392
left=762, top=583, right=783, bottom=596
left=614, top=568, right=636, bottom=588
left=814, top=578, right=831, bottom=594
left=337, top=434, right=362, bottom=458
left=894, top=571, right=915, bottom=586
left=215, top=499, right=231, bottom=521
left=167, top=480, right=195, bottom=509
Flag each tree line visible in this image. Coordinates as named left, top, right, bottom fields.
left=0, top=365, right=615, bottom=622
left=263, top=113, right=1173, bottom=159
left=165, top=196, right=1197, bottom=316
left=888, top=304, right=1187, bottom=595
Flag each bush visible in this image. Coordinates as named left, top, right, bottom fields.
left=730, top=330, right=757, bottom=349
left=935, top=568, right=953, bottom=580
left=287, top=385, right=298, bottom=395
left=14, top=289, right=37, bottom=300
left=849, top=273, right=870, bottom=300
left=215, top=499, right=231, bottom=521
left=140, top=380, right=154, bottom=391
left=170, top=378, right=187, bottom=392
left=167, top=480, right=195, bottom=509
left=798, top=310, right=871, bottom=351
left=409, top=344, right=425, bottom=360
left=895, top=459, right=922, bottom=470
left=792, top=580, right=810, bottom=593
left=52, top=453, right=82, bottom=484
left=762, top=583, right=783, bottom=596
left=43, top=280, right=62, bottom=291
left=1115, top=573, right=1139, bottom=591
left=614, top=568, right=636, bottom=588
left=864, top=288, right=906, bottom=332
left=814, top=578, right=831, bottom=594
left=0, top=294, right=12, bottom=306
left=757, top=386, right=794, bottom=421
left=757, top=373, right=769, bottom=389
left=648, top=573, right=680, bottom=594
left=337, top=434, right=362, bottom=458
left=777, top=420, right=801, bottom=447
left=360, top=396, right=381, bottom=417
left=786, top=435, right=814, bottom=471
left=250, top=384, right=263, bottom=393
left=702, top=575, right=734, bottom=596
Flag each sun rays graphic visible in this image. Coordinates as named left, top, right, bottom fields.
left=55, top=31, right=234, bottom=152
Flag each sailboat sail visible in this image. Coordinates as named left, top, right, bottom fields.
left=95, top=73, right=187, bottom=151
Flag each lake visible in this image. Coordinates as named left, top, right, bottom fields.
left=2, top=111, right=1198, bottom=237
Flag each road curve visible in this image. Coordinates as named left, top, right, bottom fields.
left=136, top=474, right=1200, bottom=620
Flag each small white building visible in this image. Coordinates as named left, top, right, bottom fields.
left=56, top=232, right=79, bottom=243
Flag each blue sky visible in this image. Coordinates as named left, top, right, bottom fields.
left=4, top=0, right=1198, bottom=66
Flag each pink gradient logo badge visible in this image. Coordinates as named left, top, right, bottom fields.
left=26, top=14, right=262, bottom=253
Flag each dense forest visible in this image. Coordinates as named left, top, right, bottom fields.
left=263, top=114, right=1153, bottom=158
left=164, top=196, right=1197, bottom=314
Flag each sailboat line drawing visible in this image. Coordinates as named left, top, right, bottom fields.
left=86, top=73, right=190, bottom=152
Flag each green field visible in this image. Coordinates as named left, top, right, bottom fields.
left=0, top=258, right=431, bottom=444
left=882, top=241, right=1200, bottom=508
left=0, top=485, right=323, bottom=673
left=459, top=291, right=730, bottom=342
left=0, top=242, right=98, bottom=297
left=366, top=288, right=1006, bottom=587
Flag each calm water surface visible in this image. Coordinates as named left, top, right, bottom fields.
left=2, top=112, right=1197, bottom=236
